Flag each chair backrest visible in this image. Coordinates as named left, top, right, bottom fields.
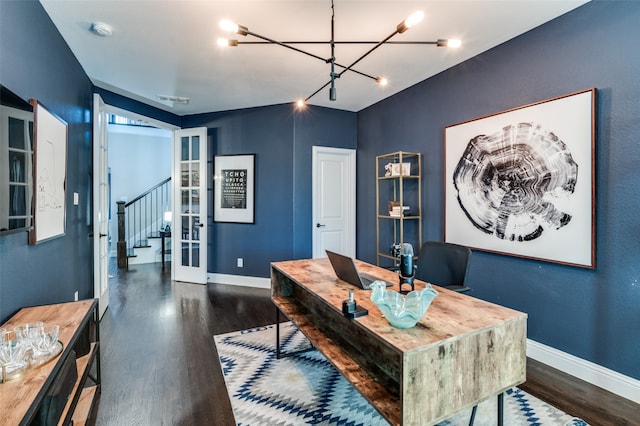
left=415, top=241, right=471, bottom=288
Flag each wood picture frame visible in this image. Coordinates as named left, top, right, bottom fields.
left=444, top=88, right=596, bottom=268
left=213, top=154, right=255, bottom=224
left=29, top=100, right=67, bottom=245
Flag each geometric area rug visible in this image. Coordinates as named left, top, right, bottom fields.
left=214, top=322, right=590, bottom=426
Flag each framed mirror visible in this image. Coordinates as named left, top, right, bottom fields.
left=0, top=85, right=34, bottom=236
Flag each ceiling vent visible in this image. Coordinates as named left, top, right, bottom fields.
left=157, top=95, right=190, bottom=105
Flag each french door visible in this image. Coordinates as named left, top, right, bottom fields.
left=172, top=128, right=208, bottom=284
left=92, top=94, right=109, bottom=317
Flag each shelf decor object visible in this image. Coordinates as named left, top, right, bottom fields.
left=389, top=162, right=411, bottom=176
left=444, top=88, right=596, bottom=268
left=369, top=281, right=438, bottom=329
left=0, top=339, right=63, bottom=383
left=0, top=300, right=100, bottom=425
left=28, top=99, right=68, bottom=245
left=217, top=0, right=461, bottom=107
left=213, top=154, right=256, bottom=224
left=376, top=151, right=422, bottom=268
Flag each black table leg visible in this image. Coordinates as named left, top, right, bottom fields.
left=274, top=307, right=313, bottom=359
left=468, top=405, right=477, bottom=426
left=498, top=392, right=504, bottom=426
left=276, top=307, right=282, bottom=359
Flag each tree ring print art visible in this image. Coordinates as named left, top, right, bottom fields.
left=444, top=89, right=595, bottom=268
left=453, top=122, right=578, bottom=242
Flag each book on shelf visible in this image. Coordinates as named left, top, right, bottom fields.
left=388, top=201, right=410, bottom=216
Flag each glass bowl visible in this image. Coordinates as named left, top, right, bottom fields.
left=369, top=281, right=438, bottom=328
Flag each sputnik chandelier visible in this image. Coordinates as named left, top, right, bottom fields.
left=217, top=0, right=461, bottom=107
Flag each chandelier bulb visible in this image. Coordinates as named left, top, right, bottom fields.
left=447, top=39, right=462, bottom=48
left=405, top=11, right=424, bottom=28
left=397, top=11, right=424, bottom=33
left=296, top=99, right=306, bottom=108
left=219, top=19, right=248, bottom=36
left=217, top=38, right=238, bottom=47
left=376, top=77, right=388, bottom=86
left=436, top=38, right=462, bottom=48
left=220, top=19, right=238, bottom=33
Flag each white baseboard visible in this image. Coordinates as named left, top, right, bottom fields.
left=527, top=339, right=640, bottom=404
left=207, top=273, right=271, bottom=289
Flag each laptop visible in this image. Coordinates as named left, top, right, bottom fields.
left=325, top=250, right=392, bottom=290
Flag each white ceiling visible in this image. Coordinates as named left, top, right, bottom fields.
left=40, top=0, right=589, bottom=115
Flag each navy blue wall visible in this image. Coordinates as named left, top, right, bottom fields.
left=356, top=1, right=640, bottom=380
left=182, top=105, right=356, bottom=276
left=0, top=1, right=94, bottom=322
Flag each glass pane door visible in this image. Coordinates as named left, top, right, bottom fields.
left=173, top=128, right=207, bottom=284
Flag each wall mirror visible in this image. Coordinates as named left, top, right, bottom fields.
left=0, top=85, right=34, bottom=236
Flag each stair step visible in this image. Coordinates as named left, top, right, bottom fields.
left=133, top=240, right=151, bottom=248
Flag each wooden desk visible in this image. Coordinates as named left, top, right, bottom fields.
left=271, top=258, right=527, bottom=426
left=0, top=300, right=100, bottom=426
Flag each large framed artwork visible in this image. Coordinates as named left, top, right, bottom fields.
left=29, top=99, right=68, bottom=245
left=213, top=154, right=255, bottom=224
left=444, top=89, right=596, bottom=268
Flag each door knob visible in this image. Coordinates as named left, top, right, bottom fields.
left=316, top=223, right=326, bottom=228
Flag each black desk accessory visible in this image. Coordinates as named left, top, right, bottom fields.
left=342, top=290, right=368, bottom=319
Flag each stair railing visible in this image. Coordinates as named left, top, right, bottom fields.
left=117, top=177, right=171, bottom=267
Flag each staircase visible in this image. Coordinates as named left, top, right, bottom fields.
left=117, top=177, right=171, bottom=267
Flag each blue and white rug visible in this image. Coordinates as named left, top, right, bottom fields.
left=214, top=323, right=589, bottom=426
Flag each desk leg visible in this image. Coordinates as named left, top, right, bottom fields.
left=497, top=392, right=504, bottom=426
left=276, top=308, right=282, bottom=359
left=468, top=405, right=477, bottom=426
left=274, top=307, right=313, bottom=359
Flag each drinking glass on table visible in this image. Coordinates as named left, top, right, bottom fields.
left=29, top=324, right=60, bottom=356
left=0, top=330, right=27, bottom=368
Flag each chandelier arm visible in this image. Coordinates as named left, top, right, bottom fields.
left=305, top=80, right=333, bottom=102
left=246, top=30, right=328, bottom=63
left=244, top=31, right=376, bottom=80
left=338, top=30, right=399, bottom=78
left=341, top=68, right=377, bottom=81
left=236, top=41, right=440, bottom=45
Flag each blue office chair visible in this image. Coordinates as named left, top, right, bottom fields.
left=415, top=241, right=472, bottom=293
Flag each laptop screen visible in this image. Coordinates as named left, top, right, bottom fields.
left=326, top=250, right=366, bottom=289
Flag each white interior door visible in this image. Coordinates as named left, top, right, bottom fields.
left=93, top=94, right=109, bottom=318
left=173, top=127, right=208, bottom=284
left=312, top=146, right=356, bottom=258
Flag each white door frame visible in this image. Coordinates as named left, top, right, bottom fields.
left=312, top=146, right=356, bottom=258
left=92, top=100, right=180, bottom=309
left=172, top=127, right=208, bottom=284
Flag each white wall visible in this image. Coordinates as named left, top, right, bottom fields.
left=108, top=124, right=172, bottom=253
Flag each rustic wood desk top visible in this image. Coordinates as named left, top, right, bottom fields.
left=271, top=258, right=527, bottom=425
left=0, top=299, right=96, bottom=425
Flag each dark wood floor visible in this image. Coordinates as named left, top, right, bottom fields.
left=93, top=262, right=639, bottom=425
